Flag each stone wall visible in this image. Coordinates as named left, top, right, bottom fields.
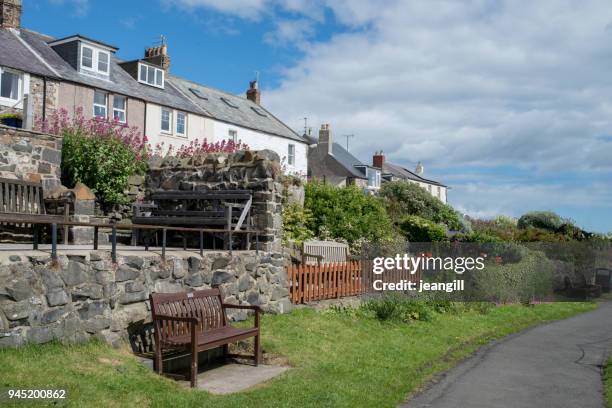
left=146, top=150, right=284, bottom=252
left=0, top=250, right=291, bottom=348
left=29, top=77, right=60, bottom=123
left=0, top=125, right=62, bottom=191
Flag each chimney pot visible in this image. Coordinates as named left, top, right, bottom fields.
left=246, top=80, right=261, bottom=104
left=0, top=0, right=21, bottom=30
left=144, top=43, right=170, bottom=73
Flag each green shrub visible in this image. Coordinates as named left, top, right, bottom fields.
left=361, top=294, right=435, bottom=322
left=398, top=215, right=447, bottom=242
left=282, top=203, right=315, bottom=246
left=467, top=216, right=519, bottom=242
left=379, top=181, right=464, bottom=231
left=517, top=211, right=564, bottom=231
left=468, top=250, right=554, bottom=303
left=304, top=181, right=394, bottom=246
left=62, top=130, right=147, bottom=206
left=37, top=108, right=148, bottom=207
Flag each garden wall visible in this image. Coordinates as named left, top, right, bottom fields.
left=0, top=125, right=62, bottom=191
left=0, top=250, right=291, bottom=348
left=146, top=149, right=284, bottom=252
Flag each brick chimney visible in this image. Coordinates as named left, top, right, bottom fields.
left=373, top=151, right=385, bottom=168
left=144, top=43, right=170, bottom=73
left=246, top=80, right=261, bottom=104
left=319, top=124, right=333, bottom=155
left=0, top=0, right=21, bottom=29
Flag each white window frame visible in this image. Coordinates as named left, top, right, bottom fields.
left=0, top=67, right=26, bottom=106
left=161, top=108, right=172, bottom=134
left=288, top=144, right=296, bottom=166
left=93, top=90, right=107, bottom=118
left=80, top=44, right=110, bottom=76
left=138, top=63, right=164, bottom=89
left=175, top=111, right=187, bottom=136
left=112, top=95, right=127, bottom=123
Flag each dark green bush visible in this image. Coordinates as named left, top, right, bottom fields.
left=398, top=215, right=447, bottom=242
left=304, top=181, right=394, bottom=245
left=517, top=211, right=564, bottom=231
left=379, top=181, right=463, bottom=231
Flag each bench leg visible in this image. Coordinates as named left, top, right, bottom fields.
left=223, top=344, right=229, bottom=360
left=254, top=335, right=261, bottom=366
left=155, top=346, right=163, bottom=375
left=191, top=343, right=198, bottom=388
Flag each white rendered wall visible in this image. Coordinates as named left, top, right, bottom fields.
left=212, top=120, right=308, bottom=176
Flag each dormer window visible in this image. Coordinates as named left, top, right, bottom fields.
left=138, top=63, right=164, bottom=88
left=80, top=44, right=110, bottom=76
left=48, top=35, right=118, bottom=80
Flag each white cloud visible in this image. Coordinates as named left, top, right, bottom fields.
left=264, top=18, right=315, bottom=47
left=168, top=0, right=612, bottom=228
left=167, top=0, right=270, bottom=19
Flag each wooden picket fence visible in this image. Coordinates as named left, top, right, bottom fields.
left=287, top=260, right=421, bottom=304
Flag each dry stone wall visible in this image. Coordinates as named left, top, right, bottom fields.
left=146, top=149, right=284, bottom=252
left=0, top=250, right=291, bottom=348
left=0, top=125, right=62, bottom=191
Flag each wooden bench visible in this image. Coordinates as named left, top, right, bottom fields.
left=0, top=178, right=71, bottom=244
left=133, top=190, right=253, bottom=249
left=150, top=288, right=262, bottom=388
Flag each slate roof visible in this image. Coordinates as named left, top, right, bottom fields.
left=329, top=143, right=369, bottom=179
left=382, top=161, right=446, bottom=187
left=0, top=29, right=57, bottom=78
left=170, top=76, right=305, bottom=142
left=2, top=28, right=305, bottom=144
left=17, top=29, right=203, bottom=115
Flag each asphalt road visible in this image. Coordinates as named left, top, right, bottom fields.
left=404, top=302, right=612, bottom=408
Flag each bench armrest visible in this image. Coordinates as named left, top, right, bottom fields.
left=153, top=314, right=200, bottom=324
left=222, top=304, right=261, bottom=329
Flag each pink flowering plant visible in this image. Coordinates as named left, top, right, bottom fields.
left=35, top=108, right=149, bottom=206
left=152, top=138, right=249, bottom=158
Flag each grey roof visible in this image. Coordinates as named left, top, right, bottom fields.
left=170, top=76, right=305, bottom=143
left=11, top=28, right=305, bottom=144
left=48, top=34, right=119, bottom=51
left=382, top=161, right=446, bottom=187
left=17, top=29, right=207, bottom=115
left=0, top=29, right=57, bottom=78
left=330, top=142, right=368, bottom=179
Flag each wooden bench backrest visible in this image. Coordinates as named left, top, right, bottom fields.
left=150, top=289, right=227, bottom=340
left=0, top=178, right=45, bottom=215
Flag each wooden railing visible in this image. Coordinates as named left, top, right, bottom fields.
left=288, top=260, right=421, bottom=304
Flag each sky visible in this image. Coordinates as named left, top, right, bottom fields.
left=22, top=0, right=612, bottom=233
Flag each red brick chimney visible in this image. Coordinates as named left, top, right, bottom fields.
left=0, top=0, right=21, bottom=29
left=373, top=151, right=385, bottom=168
left=246, top=80, right=261, bottom=104
left=144, top=43, right=170, bottom=73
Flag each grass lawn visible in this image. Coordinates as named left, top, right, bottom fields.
left=0, top=302, right=595, bottom=408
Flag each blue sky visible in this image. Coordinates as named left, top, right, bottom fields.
left=23, top=1, right=612, bottom=233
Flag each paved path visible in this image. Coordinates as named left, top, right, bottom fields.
left=404, top=302, right=612, bottom=408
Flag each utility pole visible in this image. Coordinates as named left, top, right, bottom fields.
left=303, top=117, right=309, bottom=136
left=343, top=134, right=355, bottom=151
